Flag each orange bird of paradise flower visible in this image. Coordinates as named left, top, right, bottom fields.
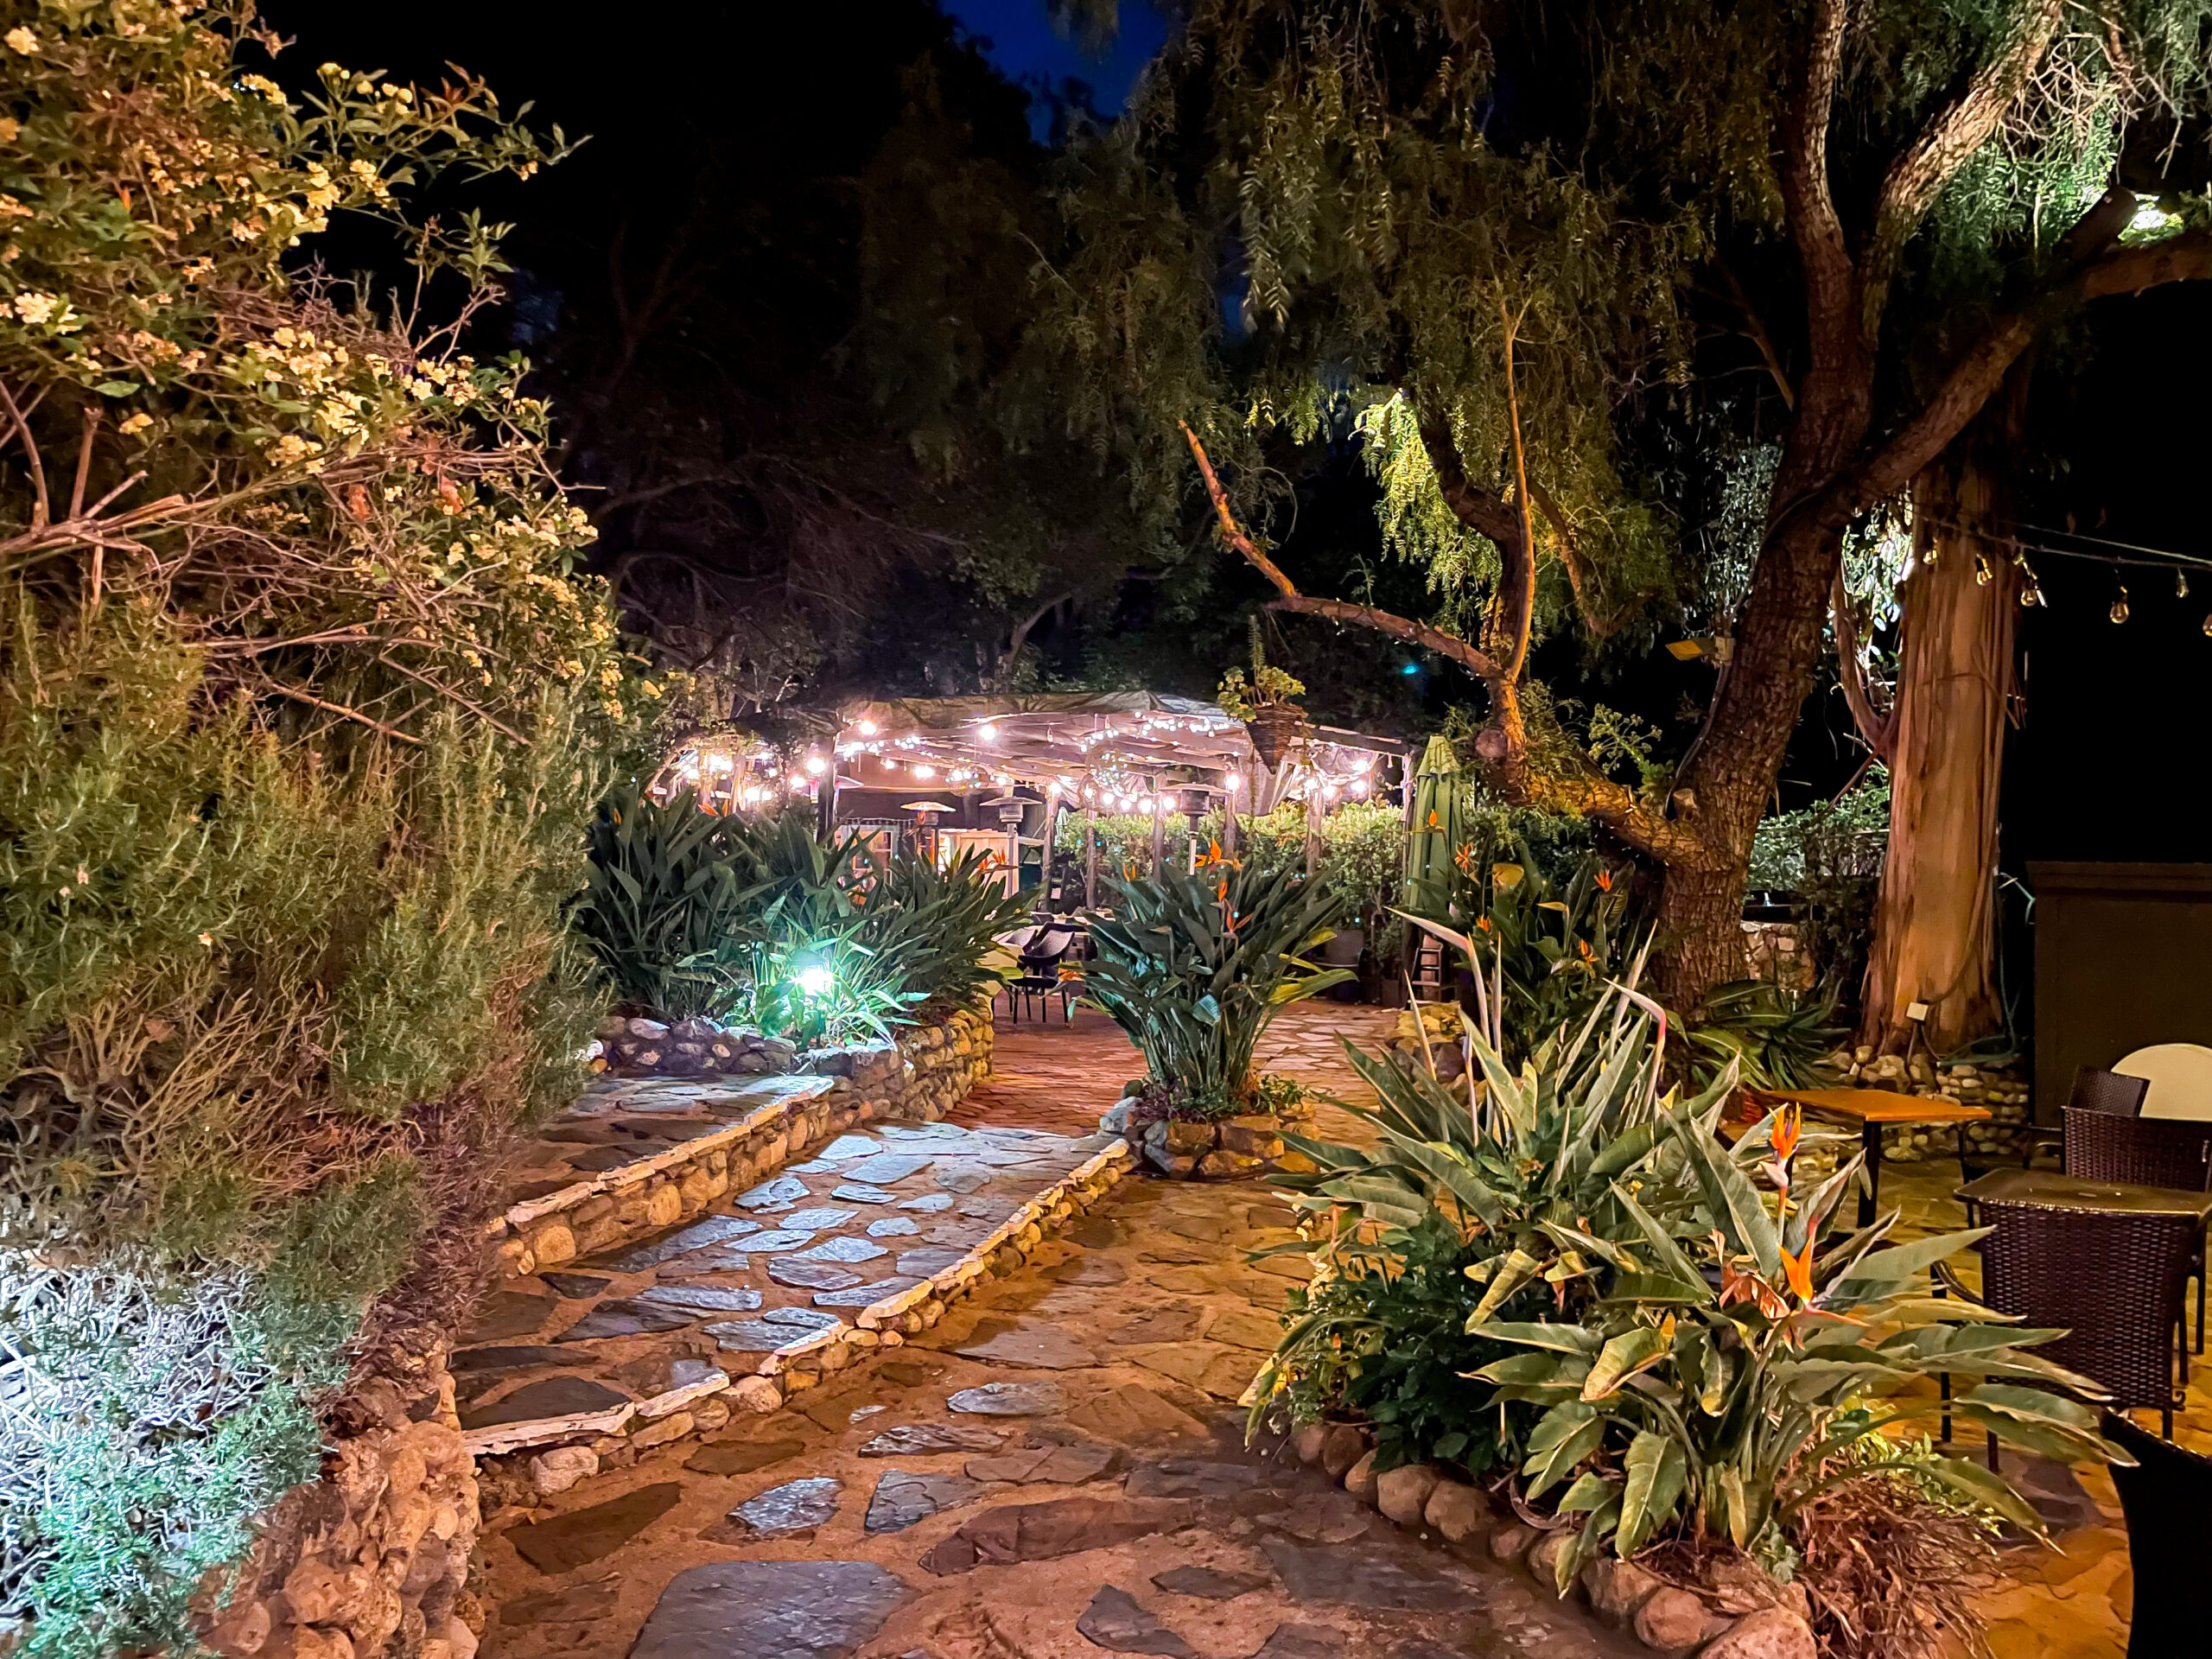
left=1780, top=1237, right=1816, bottom=1302
left=1595, top=867, right=1613, bottom=892
left=1770, top=1105, right=1802, bottom=1163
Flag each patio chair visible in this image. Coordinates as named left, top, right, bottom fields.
left=1967, top=1198, right=2195, bottom=1444
left=2072, top=1066, right=2152, bottom=1119
left=2063, top=1106, right=2212, bottom=1357
left=2101, top=1409, right=2212, bottom=1658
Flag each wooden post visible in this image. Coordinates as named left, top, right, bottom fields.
left=1150, top=788, right=1167, bottom=876
left=1084, top=804, right=1098, bottom=909
left=1222, top=773, right=1240, bottom=857
left=1305, top=791, right=1322, bottom=881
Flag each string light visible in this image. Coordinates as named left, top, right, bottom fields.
left=2179, top=570, right=2191, bottom=599
left=2110, top=581, right=2130, bottom=625
left=856, top=718, right=878, bottom=736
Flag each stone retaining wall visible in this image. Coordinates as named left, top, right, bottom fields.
left=1281, top=1423, right=1818, bottom=1659
left=488, top=1007, right=994, bottom=1280
left=200, top=1351, right=480, bottom=1659
left=203, top=1007, right=995, bottom=1659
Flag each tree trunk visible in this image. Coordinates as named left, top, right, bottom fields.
left=1859, top=451, right=2018, bottom=1052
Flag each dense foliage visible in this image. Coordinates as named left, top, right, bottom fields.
left=0, top=8, right=632, bottom=1651
left=573, top=791, right=1029, bottom=1045
left=1259, top=959, right=2116, bottom=1650
left=1085, top=858, right=1348, bottom=1116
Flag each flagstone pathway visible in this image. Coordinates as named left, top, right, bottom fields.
left=471, top=1005, right=2153, bottom=1659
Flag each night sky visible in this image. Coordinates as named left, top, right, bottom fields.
left=943, top=0, right=1170, bottom=132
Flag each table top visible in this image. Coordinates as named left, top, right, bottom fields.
left=1957, top=1166, right=2212, bottom=1220
left=1751, top=1086, right=1992, bottom=1127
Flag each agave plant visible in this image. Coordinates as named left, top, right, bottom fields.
left=570, top=786, right=753, bottom=1019
left=1085, top=858, right=1350, bottom=1115
left=1684, top=978, right=1845, bottom=1092
left=1252, top=974, right=1756, bottom=1459
left=1468, top=1094, right=2121, bottom=1593
left=860, top=845, right=1034, bottom=1017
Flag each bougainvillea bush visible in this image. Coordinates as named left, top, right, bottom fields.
left=0, top=6, right=639, bottom=1651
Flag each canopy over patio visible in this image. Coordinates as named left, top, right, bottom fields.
left=831, top=692, right=1407, bottom=814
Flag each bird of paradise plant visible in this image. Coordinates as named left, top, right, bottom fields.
left=1470, top=1084, right=2124, bottom=1593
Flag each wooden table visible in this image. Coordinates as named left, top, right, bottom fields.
left=1956, top=1166, right=2212, bottom=1224
left=1751, top=1087, right=1992, bottom=1228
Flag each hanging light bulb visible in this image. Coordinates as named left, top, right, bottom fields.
left=2178, top=569, right=2191, bottom=599
left=1974, top=554, right=1993, bottom=587
left=2202, top=612, right=2212, bottom=637
left=2110, top=582, right=2131, bottom=625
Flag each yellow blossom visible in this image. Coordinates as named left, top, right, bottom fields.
left=118, top=412, right=153, bottom=435
left=4, top=26, right=37, bottom=54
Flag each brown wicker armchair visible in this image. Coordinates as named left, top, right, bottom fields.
left=2063, top=1107, right=2212, bottom=1356
left=1973, top=1197, right=2196, bottom=1441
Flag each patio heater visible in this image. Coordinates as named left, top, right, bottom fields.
left=900, top=800, right=951, bottom=869
left=981, top=792, right=1027, bottom=898
left=1178, top=786, right=1209, bottom=872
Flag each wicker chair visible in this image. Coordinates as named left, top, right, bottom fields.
left=2063, top=1107, right=2212, bottom=1356
left=1974, top=1197, right=2195, bottom=1440
left=2101, top=1410, right=2212, bottom=1658
left=2072, top=1066, right=2151, bottom=1118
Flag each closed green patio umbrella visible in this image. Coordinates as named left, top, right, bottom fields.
left=1402, top=734, right=1461, bottom=921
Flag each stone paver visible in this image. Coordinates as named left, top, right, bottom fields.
left=479, top=1003, right=2152, bottom=1659
left=454, top=1080, right=1109, bottom=1454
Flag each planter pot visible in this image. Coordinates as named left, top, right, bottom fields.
left=1244, top=706, right=1309, bottom=771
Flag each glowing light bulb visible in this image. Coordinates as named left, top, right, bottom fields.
left=793, top=963, right=833, bottom=998
left=804, top=755, right=827, bottom=774
left=856, top=718, right=878, bottom=736
left=914, top=765, right=936, bottom=780
left=1222, top=773, right=1240, bottom=792
left=978, top=722, right=998, bottom=741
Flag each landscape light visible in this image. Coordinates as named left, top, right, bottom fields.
left=793, top=962, right=834, bottom=998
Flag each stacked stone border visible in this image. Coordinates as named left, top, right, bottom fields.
left=486, top=1007, right=993, bottom=1280
left=472, top=1137, right=1138, bottom=1472
left=1277, top=1423, right=1818, bottom=1659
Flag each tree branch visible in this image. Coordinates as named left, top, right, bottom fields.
left=1830, top=566, right=1894, bottom=761
left=1780, top=0, right=1857, bottom=360
left=1845, top=229, right=2212, bottom=513
left=1180, top=421, right=1300, bottom=596
left=1414, top=418, right=1522, bottom=549
left=1496, top=299, right=1539, bottom=683
left=1182, top=416, right=1713, bottom=868
left=1860, top=0, right=2065, bottom=337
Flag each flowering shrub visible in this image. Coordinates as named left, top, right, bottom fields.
left=1, top=7, right=641, bottom=1651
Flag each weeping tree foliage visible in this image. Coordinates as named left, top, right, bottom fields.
left=1020, top=0, right=2212, bottom=1000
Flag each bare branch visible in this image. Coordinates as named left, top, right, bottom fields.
left=251, top=677, right=423, bottom=745
left=1180, top=421, right=1301, bottom=596
left=0, top=376, right=51, bottom=530
left=1846, top=229, right=2212, bottom=513
left=68, top=407, right=98, bottom=521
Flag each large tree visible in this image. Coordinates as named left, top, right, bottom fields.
left=1031, top=0, right=2212, bottom=1001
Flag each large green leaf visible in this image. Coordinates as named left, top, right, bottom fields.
left=1665, top=1107, right=1781, bottom=1275
left=1471, top=1319, right=1605, bottom=1355
left=1920, top=1457, right=2048, bottom=1536
left=1616, top=1429, right=1688, bottom=1556
left=1582, top=1326, right=1669, bottom=1400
